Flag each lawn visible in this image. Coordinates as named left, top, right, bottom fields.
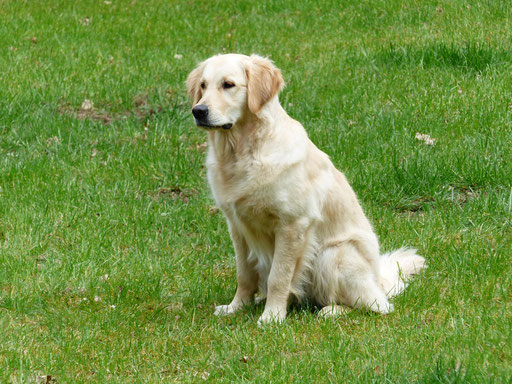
left=1, top=0, right=511, bottom=382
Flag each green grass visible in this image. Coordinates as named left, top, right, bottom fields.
left=1, top=0, right=511, bottom=382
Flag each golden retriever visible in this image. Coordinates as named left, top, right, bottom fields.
left=187, top=54, right=426, bottom=324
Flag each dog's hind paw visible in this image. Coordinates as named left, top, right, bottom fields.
left=318, top=305, right=351, bottom=318
left=369, top=301, right=394, bottom=315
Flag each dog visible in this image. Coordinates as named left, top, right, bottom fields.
left=187, top=54, right=426, bottom=324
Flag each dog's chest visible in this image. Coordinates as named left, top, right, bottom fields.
left=233, top=194, right=280, bottom=231
left=215, top=175, right=278, bottom=225
left=207, top=158, right=284, bottom=229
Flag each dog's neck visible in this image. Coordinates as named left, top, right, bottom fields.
left=207, top=96, right=286, bottom=161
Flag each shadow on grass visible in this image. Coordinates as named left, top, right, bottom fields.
left=374, top=42, right=511, bottom=73
left=239, top=297, right=383, bottom=320
left=422, top=357, right=475, bottom=384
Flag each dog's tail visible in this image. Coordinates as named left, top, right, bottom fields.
left=378, top=248, right=426, bottom=297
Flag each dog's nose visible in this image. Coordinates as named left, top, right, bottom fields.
left=192, top=104, right=209, bottom=120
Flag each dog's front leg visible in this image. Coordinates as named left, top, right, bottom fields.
left=215, top=222, right=258, bottom=316
left=258, top=220, right=309, bottom=325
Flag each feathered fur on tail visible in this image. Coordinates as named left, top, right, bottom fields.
left=378, top=248, right=426, bottom=297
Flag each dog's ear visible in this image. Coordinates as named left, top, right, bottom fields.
left=246, top=55, right=284, bottom=114
left=186, top=61, right=205, bottom=104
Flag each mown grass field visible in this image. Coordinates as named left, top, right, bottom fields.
left=1, top=0, right=511, bottom=382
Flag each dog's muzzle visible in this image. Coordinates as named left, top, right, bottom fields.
left=192, top=104, right=232, bottom=130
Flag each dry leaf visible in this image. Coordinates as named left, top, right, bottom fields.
left=36, top=375, right=56, bottom=384
left=240, top=356, right=249, bottom=363
left=46, top=137, right=60, bottom=145
left=415, top=132, right=437, bottom=146
left=81, top=99, right=94, bottom=110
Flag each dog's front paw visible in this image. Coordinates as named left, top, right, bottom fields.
left=214, top=304, right=237, bottom=316
left=257, top=309, right=286, bottom=326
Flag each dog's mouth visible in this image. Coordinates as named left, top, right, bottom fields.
left=195, top=120, right=233, bottom=130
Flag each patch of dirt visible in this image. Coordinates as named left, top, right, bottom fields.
left=395, top=185, right=481, bottom=215
left=58, top=103, right=123, bottom=124
left=58, top=90, right=177, bottom=124
left=152, top=186, right=198, bottom=203
left=132, top=92, right=163, bottom=121
left=394, top=196, right=435, bottom=213
left=447, top=185, right=480, bottom=206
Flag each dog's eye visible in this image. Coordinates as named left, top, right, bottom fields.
left=223, top=81, right=235, bottom=89
left=200, top=82, right=206, bottom=90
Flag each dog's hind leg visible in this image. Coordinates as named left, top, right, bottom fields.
left=337, top=240, right=394, bottom=314
left=317, top=239, right=394, bottom=314
left=340, top=273, right=394, bottom=314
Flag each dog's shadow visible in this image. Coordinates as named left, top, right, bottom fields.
left=241, top=296, right=377, bottom=320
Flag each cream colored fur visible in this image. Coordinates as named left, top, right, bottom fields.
left=187, top=54, right=426, bottom=324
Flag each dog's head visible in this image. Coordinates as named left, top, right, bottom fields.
left=186, top=54, right=284, bottom=130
